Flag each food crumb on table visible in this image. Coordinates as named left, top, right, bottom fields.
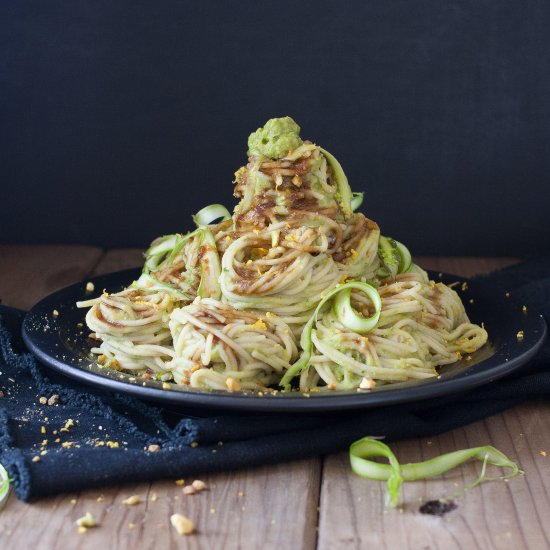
left=122, top=495, right=141, bottom=506
left=192, top=479, right=207, bottom=492
left=170, top=513, right=195, bottom=535
left=75, top=512, right=97, bottom=529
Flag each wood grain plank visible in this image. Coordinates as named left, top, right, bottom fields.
left=0, top=247, right=322, bottom=550
left=90, top=248, right=144, bottom=276
left=316, top=257, right=550, bottom=550
left=0, top=245, right=103, bottom=310
left=0, top=460, right=321, bottom=550
left=415, top=256, right=519, bottom=278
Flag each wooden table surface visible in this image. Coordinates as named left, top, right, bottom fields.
left=0, top=246, right=548, bottom=550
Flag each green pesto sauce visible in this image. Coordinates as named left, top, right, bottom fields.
left=247, top=116, right=303, bottom=159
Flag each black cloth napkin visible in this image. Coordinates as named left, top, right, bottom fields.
left=1, top=258, right=549, bottom=501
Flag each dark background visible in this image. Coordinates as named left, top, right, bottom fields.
left=2, top=1, right=550, bottom=255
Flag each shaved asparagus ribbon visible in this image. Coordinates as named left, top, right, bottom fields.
left=141, top=226, right=222, bottom=300
left=197, top=229, right=222, bottom=300
left=320, top=148, right=353, bottom=218
left=280, top=282, right=381, bottom=389
left=378, top=236, right=413, bottom=279
left=132, top=272, right=190, bottom=301
left=0, top=463, right=10, bottom=509
left=193, top=204, right=231, bottom=227
left=351, top=192, right=364, bottom=211
left=350, top=437, right=523, bottom=508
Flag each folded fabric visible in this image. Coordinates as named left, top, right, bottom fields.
left=1, top=258, right=549, bottom=501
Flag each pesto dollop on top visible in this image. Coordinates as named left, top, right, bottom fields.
left=247, top=116, right=303, bottom=159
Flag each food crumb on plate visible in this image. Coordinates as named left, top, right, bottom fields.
left=225, top=377, right=241, bottom=392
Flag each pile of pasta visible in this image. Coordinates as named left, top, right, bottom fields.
left=78, top=124, right=487, bottom=392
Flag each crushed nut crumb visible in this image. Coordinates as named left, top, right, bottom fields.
left=39, top=397, right=47, bottom=405
left=75, top=512, right=96, bottom=528
left=60, top=418, right=74, bottom=432
left=183, top=486, right=196, bottom=495
left=170, top=513, right=195, bottom=535
left=122, top=495, right=141, bottom=506
left=52, top=309, right=59, bottom=317
left=225, top=377, right=241, bottom=392
left=147, top=444, right=160, bottom=452
left=191, top=480, right=206, bottom=492
left=359, top=377, right=376, bottom=390
left=48, top=394, right=60, bottom=406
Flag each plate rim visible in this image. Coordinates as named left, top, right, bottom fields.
left=21, top=267, right=547, bottom=413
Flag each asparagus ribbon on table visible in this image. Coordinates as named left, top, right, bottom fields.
left=0, top=463, right=10, bottom=509
left=349, top=437, right=523, bottom=508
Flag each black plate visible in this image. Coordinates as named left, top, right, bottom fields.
left=22, top=268, right=546, bottom=413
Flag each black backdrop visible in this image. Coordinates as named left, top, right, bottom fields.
left=2, top=1, right=550, bottom=255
